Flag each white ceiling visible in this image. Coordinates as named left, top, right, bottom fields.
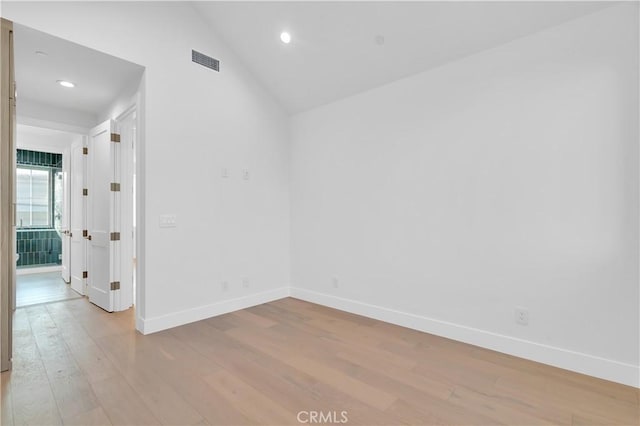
left=14, top=24, right=144, bottom=119
left=194, top=1, right=615, bottom=114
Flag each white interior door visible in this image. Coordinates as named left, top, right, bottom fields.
left=87, top=119, right=117, bottom=312
left=69, top=138, right=85, bottom=295
left=60, top=150, right=71, bottom=283
left=116, top=109, right=135, bottom=311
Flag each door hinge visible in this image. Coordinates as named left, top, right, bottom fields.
left=110, top=232, right=120, bottom=241
left=83, top=188, right=88, bottom=196
left=110, top=281, right=120, bottom=291
left=82, top=271, right=88, bottom=279
left=111, top=133, right=121, bottom=143
left=82, top=230, right=88, bottom=237
left=83, top=147, right=88, bottom=155
left=110, top=183, right=121, bottom=192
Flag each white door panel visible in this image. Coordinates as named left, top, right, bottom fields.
left=88, top=120, right=116, bottom=312
left=90, top=234, right=109, bottom=300
left=116, top=109, right=135, bottom=311
left=60, top=149, right=71, bottom=283
left=69, top=139, right=85, bottom=295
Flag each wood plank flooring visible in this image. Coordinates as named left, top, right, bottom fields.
left=1, top=297, right=638, bottom=425
left=16, top=272, right=82, bottom=307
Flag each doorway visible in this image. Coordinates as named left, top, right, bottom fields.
left=14, top=127, right=82, bottom=307
left=1, top=20, right=145, bottom=372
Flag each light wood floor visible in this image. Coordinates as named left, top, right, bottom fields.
left=1, top=297, right=638, bottom=426
left=16, top=272, right=82, bottom=307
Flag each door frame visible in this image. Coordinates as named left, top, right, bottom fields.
left=1, top=17, right=15, bottom=372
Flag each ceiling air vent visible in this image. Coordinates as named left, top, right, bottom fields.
left=192, top=49, right=219, bottom=72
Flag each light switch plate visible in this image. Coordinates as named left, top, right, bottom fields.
left=159, top=214, right=177, bottom=228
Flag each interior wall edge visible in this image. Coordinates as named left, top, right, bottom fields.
left=289, top=287, right=640, bottom=389
left=139, top=286, right=291, bottom=335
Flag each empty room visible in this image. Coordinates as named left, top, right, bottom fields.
left=0, top=1, right=638, bottom=425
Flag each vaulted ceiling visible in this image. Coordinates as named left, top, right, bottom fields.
left=194, top=2, right=614, bottom=114
left=12, top=2, right=616, bottom=120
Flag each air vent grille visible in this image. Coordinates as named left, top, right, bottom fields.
left=192, top=49, right=219, bottom=72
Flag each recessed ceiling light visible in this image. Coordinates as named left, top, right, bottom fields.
left=280, top=32, right=291, bottom=44
left=57, top=80, right=75, bottom=88
left=35, top=50, right=48, bottom=57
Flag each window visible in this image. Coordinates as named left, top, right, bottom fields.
left=16, top=166, right=52, bottom=228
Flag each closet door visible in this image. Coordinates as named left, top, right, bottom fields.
left=87, top=119, right=119, bottom=312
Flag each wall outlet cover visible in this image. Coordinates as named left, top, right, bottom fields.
left=515, top=307, right=529, bottom=326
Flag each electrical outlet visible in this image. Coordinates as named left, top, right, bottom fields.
left=332, top=277, right=339, bottom=289
left=222, top=168, right=229, bottom=178
left=515, top=307, right=529, bottom=326
left=243, top=169, right=250, bottom=180
left=221, top=281, right=229, bottom=292
left=242, top=277, right=250, bottom=289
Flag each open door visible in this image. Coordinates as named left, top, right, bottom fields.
left=87, top=119, right=119, bottom=312
left=1, top=18, right=16, bottom=372
left=69, top=138, right=85, bottom=295
left=59, top=153, right=71, bottom=283
left=115, top=108, right=136, bottom=312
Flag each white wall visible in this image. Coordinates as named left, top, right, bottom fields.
left=18, top=98, right=96, bottom=130
left=99, top=75, right=143, bottom=124
left=3, top=2, right=291, bottom=331
left=17, top=124, right=81, bottom=154
left=291, top=5, right=639, bottom=387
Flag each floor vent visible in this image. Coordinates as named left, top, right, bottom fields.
left=192, top=49, right=219, bottom=72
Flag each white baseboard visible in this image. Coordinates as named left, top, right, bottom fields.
left=140, top=287, right=291, bottom=335
left=290, top=287, right=639, bottom=388
left=135, top=314, right=145, bottom=334
left=16, top=265, right=63, bottom=276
